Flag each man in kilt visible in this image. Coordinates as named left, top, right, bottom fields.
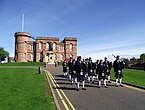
left=95, top=60, right=100, bottom=81
left=68, top=57, right=73, bottom=81
left=71, top=59, right=77, bottom=84
left=88, top=57, right=95, bottom=83
left=113, top=56, right=124, bottom=87
left=98, top=60, right=107, bottom=88
left=63, top=60, right=68, bottom=77
left=75, top=56, right=86, bottom=91
left=103, top=57, right=112, bottom=83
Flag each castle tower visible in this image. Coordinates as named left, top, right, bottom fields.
left=63, top=37, right=77, bottom=61
left=14, top=32, right=31, bottom=62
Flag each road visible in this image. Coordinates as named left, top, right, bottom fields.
left=45, top=67, right=145, bottom=110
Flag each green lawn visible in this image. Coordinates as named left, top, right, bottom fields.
left=0, top=62, right=45, bottom=66
left=0, top=68, right=56, bottom=110
left=57, top=61, right=63, bottom=66
left=110, top=69, right=145, bottom=88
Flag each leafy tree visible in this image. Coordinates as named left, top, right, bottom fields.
left=139, top=53, right=145, bottom=62
left=137, top=58, right=142, bottom=63
left=0, top=47, right=9, bottom=63
left=130, top=57, right=137, bottom=64
left=123, top=58, right=129, bottom=66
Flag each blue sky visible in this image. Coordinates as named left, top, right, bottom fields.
left=0, top=0, right=145, bottom=61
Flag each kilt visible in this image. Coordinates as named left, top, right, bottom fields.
left=63, top=67, right=67, bottom=72
left=115, top=70, right=123, bottom=78
left=98, top=72, right=106, bottom=80
left=77, top=75, right=85, bottom=82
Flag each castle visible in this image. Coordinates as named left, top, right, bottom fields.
left=14, top=32, right=77, bottom=62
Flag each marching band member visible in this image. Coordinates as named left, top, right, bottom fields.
left=75, top=56, right=86, bottom=91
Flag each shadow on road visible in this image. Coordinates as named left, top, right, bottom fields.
left=53, top=86, right=77, bottom=91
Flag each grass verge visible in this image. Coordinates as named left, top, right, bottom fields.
left=0, top=68, right=56, bottom=110
left=111, top=69, right=145, bottom=88
left=0, top=62, right=45, bottom=66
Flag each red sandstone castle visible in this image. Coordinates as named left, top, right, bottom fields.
left=14, top=32, right=77, bottom=62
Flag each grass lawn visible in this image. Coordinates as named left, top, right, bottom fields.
left=57, top=61, right=63, bottom=66
left=0, top=68, right=56, bottom=110
left=110, top=69, right=145, bottom=88
left=0, top=62, right=45, bottom=66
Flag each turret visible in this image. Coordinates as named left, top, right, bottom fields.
left=14, top=32, right=31, bottom=62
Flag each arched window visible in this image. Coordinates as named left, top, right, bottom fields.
left=59, top=45, right=63, bottom=50
left=39, top=42, right=42, bottom=50
left=24, top=41, right=26, bottom=50
left=53, top=42, right=57, bottom=50
left=46, top=42, right=50, bottom=50
left=31, top=54, right=34, bottom=61
left=39, top=52, right=43, bottom=62
left=23, top=53, right=26, bottom=60
left=53, top=54, right=57, bottom=60
left=70, top=43, right=73, bottom=51
left=60, top=54, right=64, bottom=60
left=30, top=45, right=33, bottom=50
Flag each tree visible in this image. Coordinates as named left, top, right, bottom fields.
left=122, top=58, right=129, bottom=66
left=137, top=58, right=142, bottom=63
left=139, top=53, right=145, bottom=62
left=0, top=47, right=9, bottom=63
left=130, top=57, right=137, bottom=64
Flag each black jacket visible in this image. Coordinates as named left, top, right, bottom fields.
left=98, top=64, right=105, bottom=75
left=113, top=60, right=122, bottom=73
left=88, top=62, right=94, bottom=73
left=75, top=61, right=83, bottom=77
left=68, top=61, right=73, bottom=74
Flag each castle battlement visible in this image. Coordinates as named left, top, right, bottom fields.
left=36, top=37, right=59, bottom=41
left=64, top=37, right=77, bottom=41
left=15, top=32, right=31, bottom=37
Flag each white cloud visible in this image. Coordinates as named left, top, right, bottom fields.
left=78, top=41, right=145, bottom=62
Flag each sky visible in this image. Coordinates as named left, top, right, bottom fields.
left=0, top=0, right=145, bottom=61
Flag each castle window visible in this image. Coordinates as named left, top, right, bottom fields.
left=31, top=54, right=34, bottom=61
left=39, top=42, right=42, bottom=50
left=59, top=46, right=62, bottom=50
left=53, top=54, right=57, bottom=60
left=59, top=45, right=64, bottom=50
left=53, top=42, right=57, bottom=50
left=23, top=53, right=26, bottom=60
left=39, top=52, right=43, bottom=62
left=60, top=54, right=64, bottom=60
left=46, top=42, right=50, bottom=50
left=24, top=41, right=26, bottom=50
left=30, top=45, right=33, bottom=50
left=70, top=43, right=73, bottom=51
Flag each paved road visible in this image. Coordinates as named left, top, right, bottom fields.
left=45, top=67, right=145, bottom=110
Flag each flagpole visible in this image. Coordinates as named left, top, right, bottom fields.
left=22, top=14, right=24, bottom=32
